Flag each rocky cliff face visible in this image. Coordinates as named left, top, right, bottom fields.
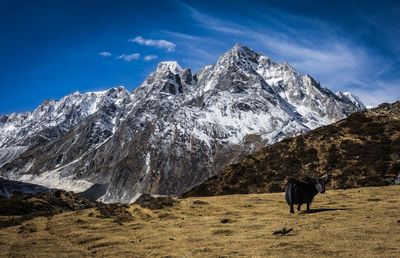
left=0, top=45, right=365, bottom=203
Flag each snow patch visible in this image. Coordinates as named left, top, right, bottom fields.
left=145, top=152, right=151, bottom=174
left=13, top=158, right=93, bottom=193
left=157, top=61, right=182, bottom=74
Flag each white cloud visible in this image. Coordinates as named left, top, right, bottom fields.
left=116, top=53, right=140, bottom=62
left=144, top=55, right=158, bottom=61
left=128, top=36, right=176, bottom=52
left=99, top=52, right=112, bottom=57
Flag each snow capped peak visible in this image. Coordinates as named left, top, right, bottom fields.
left=0, top=86, right=130, bottom=167
left=231, top=43, right=248, bottom=53
left=230, top=43, right=254, bottom=54
left=336, top=91, right=366, bottom=109
left=104, top=86, right=128, bottom=96
left=217, top=44, right=259, bottom=69
left=157, top=61, right=182, bottom=74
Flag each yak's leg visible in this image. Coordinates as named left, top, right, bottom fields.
left=297, top=204, right=301, bottom=211
left=306, top=203, right=311, bottom=211
left=290, top=204, right=294, bottom=213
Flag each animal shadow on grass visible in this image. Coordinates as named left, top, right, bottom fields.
left=301, top=208, right=347, bottom=214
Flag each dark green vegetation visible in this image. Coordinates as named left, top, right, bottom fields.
left=184, top=101, right=400, bottom=197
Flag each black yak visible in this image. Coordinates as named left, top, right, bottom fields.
left=285, top=175, right=328, bottom=213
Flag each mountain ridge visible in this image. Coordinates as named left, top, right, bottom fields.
left=184, top=101, right=400, bottom=197
left=0, top=45, right=365, bottom=203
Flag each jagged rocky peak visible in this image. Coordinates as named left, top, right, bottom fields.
left=140, top=61, right=194, bottom=95
left=100, top=86, right=130, bottom=106
left=302, top=74, right=320, bottom=87
left=336, top=91, right=366, bottom=109
left=217, top=44, right=261, bottom=69
left=194, top=45, right=271, bottom=93
left=217, top=44, right=280, bottom=73
left=157, top=61, right=182, bottom=74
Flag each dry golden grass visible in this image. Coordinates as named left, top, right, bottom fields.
left=1, top=185, right=399, bottom=257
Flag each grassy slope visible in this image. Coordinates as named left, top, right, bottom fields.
left=1, top=185, right=399, bottom=257
left=184, top=102, right=400, bottom=197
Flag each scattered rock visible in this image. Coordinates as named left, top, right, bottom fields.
left=395, top=175, right=400, bottom=185
left=220, top=219, right=230, bottom=224
left=273, top=227, right=293, bottom=236
left=367, top=198, right=382, bottom=202
left=190, top=200, right=207, bottom=205
left=212, top=229, right=233, bottom=235
left=18, top=223, right=37, bottom=234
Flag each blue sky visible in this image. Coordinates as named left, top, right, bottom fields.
left=1, top=0, right=399, bottom=114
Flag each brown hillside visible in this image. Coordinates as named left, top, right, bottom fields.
left=184, top=101, right=400, bottom=197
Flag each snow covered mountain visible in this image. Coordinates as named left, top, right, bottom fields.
left=0, top=87, right=130, bottom=167
left=0, top=45, right=365, bottom=203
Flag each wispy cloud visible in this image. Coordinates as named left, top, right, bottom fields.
left=116, top=53, right=140, bottom=62
left=98, top=51, right=111, bottom=57
left=144, top=55, right=158, bottom=61
left=175, top=1, right=400, bottom=105
left=351, top=80, right=400, bottom=107
left=129, top=36, right=176, bottom=52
